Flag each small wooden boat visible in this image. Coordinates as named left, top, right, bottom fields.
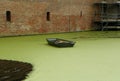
left=46, top=38, right=75, bottom=47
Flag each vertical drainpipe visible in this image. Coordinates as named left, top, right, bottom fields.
left=69, top=0, right=71, bottom=32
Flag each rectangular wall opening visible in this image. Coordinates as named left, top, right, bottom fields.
left=47, top=12, right=50, bottom=21
left=6, top=11, right=11, bottom=22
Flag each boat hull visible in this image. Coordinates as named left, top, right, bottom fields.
left=46, top=38, right=75, bottom=47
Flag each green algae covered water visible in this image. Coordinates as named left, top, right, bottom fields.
left=0, top=31, right=120, bottom=81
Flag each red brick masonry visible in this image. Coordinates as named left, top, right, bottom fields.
left=0, top=0, right=97, bottom=36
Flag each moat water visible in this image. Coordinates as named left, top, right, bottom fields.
left=0, top=31, right=120, bottom=81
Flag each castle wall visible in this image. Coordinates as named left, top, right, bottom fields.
left=0, top=0, right=98, bottom=36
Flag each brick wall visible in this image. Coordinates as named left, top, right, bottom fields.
left=0, top=0, right=98, bottom=36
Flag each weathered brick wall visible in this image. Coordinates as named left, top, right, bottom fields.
left=0, top=0, right=98, bottom=36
